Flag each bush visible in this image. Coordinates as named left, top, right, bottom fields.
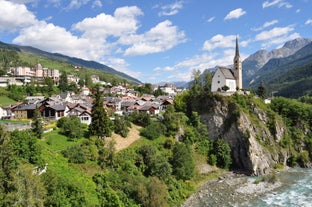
left=114, top=116, right=131, bottom=138
left=130, top=111, right=151, bottom=127
left=170, top=143, right=195, bottom=180
left=62, top=145, right=87, bottom=164
left=140, top=122, right=166, bottom=140
left=211, top=139, right=232, bottom=169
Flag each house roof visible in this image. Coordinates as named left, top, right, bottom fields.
left=219, top=67, right=235, bottom=80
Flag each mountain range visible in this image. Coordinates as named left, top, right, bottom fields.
left=244, top=38, right=312, bottom=98
left=0, top=41, right=141, bottom=84
left=1, top=37, right=312, bottom=98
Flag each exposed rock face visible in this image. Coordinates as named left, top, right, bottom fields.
left=201, top=97, right=287, bottom=175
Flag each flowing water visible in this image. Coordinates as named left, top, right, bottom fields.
left=241, top=168, right=312, bottom=207
left=183, top=168, right=312, bottom=207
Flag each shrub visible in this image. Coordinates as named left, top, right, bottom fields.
left=211, top=139, right=232, bottom=169
left=140, top=122, right=165, bottom=140
left=62, top=145, right=87, bottom=164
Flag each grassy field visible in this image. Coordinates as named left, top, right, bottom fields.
left=39, top=129, right=100, bottom=206
left=0, top=96, right=16, bottom=107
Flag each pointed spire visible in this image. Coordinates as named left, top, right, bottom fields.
left=235, top=36, right=240, bottom=57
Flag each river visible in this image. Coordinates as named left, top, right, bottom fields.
left=182, top=168, right=312, bottom=207
left=241, top=168, right=312, bottom=207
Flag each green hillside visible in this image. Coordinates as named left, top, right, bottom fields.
left=0, top=41, right=141, bottom=85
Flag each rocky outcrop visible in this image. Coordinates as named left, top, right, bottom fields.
left=201, top=97, right=288, bottom=175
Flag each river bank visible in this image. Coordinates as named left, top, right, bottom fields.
left=182, top=171, right=283, bottom=207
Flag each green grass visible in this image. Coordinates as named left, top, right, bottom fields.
left=0, top=96, right=16, bottom=107
left=39, top=129, right=99, bottom=206
left=42, top=128, right=86, bottom=151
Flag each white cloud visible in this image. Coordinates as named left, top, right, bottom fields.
left=255, top=25, right=294, bottom=41
left=121, top=20, right=186, bottom=56
left=207, top=16, right=215, bottom=23
left=72, top=6, right=143, bottom=39
left=202, top=34, right=236, bottom=51
left=252, top=20, right=279, bottom=31
left=0, top=1, right=36, bottom=32
left=305, top=19, right=312, bottom=25
left=66, top=0, right=91, bottom=10
left=13, top=21, right=101, bottom=60
left=224, top=8, right=246, bottom=20
left=158, top=1, right=184, bottom=16
left=102, top=57, right=142, bottom=79
left=262, top=0, right=292, bottom=9
left=92, top=0, right=102, bottom=8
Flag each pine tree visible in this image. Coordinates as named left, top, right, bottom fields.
left=89, top=85, right=112, bottom=138
left=31, top=108, right=43, bottom=139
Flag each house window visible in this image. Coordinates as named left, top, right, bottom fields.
left=217, top=81, right=220, bottom=84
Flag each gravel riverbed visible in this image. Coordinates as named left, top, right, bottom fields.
left=182, top=173, right=282, bottom=207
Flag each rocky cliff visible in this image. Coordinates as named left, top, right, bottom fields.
left=200, top=95, right=289, bottom=175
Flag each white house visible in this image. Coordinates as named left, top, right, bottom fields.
left=211, top=37, right=242, bottom=93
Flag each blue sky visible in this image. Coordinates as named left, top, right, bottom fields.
left=0, top=0, right=311, bottom=83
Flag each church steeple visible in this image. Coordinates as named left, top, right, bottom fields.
left=235, top=36, right=240, bottom=57
left=233, top=36, right=242, bottom=90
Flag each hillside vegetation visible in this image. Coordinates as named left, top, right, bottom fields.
left=0, top=41, right=141, bottom=85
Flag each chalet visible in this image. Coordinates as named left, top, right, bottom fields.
left=12, top=103, right=38, bottom=119
left=67, top=103, right=92, bottom=125
left=39, top=99, right=68, bottom=120
left=138, top=102, right=160, bottom=115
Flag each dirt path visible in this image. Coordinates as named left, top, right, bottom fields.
left=106, top=124, right=142, bottom=152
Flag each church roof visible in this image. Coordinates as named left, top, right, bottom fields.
left=219, top=67, right=235, bottom=80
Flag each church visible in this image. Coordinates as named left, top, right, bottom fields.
left=211, top=37, right=242, bottom=92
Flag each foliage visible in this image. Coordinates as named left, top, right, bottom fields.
left=89, top=85, right=113, bottom=138
left=256, top=82, right=267, bottom=99
left=58, top=116, right=85, bottom=140
left=14, top=164, right=46, bottom=207
left=42, top=170, right=88, bottom=207
left=31, top=108, right=43, bottom=139
left=210, top=139, right=232, bottom=169
left=10, top=130, right=44, bottom=166
left=58, top=71, right=68, bottom=92
left=140, top=121, right=165, bottom=140
left=0, top=126, right=19, bottom=206
left=195, top=139, right=213, bottom=156
left=170, top=143, right=195, bottom=180
left=162, top=105, right=188, bottom=136
left=114, top=116, right=131, bottom=138
left=129, top=111, right=151, bottom=127
left=62, top=144, right=87, bottom=164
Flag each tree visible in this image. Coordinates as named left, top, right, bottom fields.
left=114, top=116, right=130, bottom=138
left=59, top=116, right=85, bottom=140
left=10, top=130, right=44, bottom=166
left=0, top=126, right=18, bottom=206
left=31, top=108, right=43, bottom=139
left=89, top=85, right=113, bottom=138
left=58, top=71, right=68, bottom=92
left=130, top=111, right=151, bottom=127
left=221, top=85, right=230, bottom=92
left=13, top=164, right=46, bottom=207
left=140, top=121, right=165, bottom=140
left=211, top=139, right=232, bottom=169
left=202, top=70, right=212, bottom=94
left=189, top=69, right=202, bottom=97
left=170, top=143, right=195, bottom=180
left=257, top=82, right=266, bottom=99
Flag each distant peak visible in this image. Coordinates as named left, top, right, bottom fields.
left=283, top=38, right=312, bottom=50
